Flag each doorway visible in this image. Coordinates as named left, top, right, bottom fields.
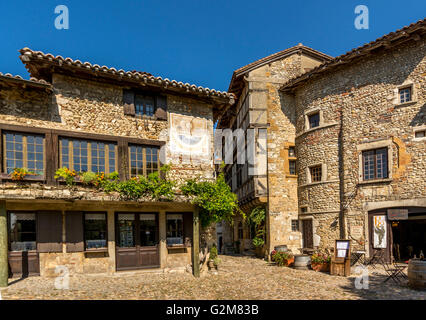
left=115, top=212, right=160, bottom=271
left=391, top=216, right=426, bottom=261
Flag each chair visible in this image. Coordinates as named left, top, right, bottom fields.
left=364, top=249, right=384, bottom=269
left=380, top=257, right=408, bottom=284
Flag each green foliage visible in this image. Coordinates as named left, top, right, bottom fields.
left=252, top=237, right=265, bottom=248
left=54, top=167, right=78, bottom=187
left=213, top=257, right=221, bottom=266
left=81, top=171, right=97, bottom=185
left=247, top=206, right=266, bottom=227
left=181, top=173, right=242, bottom=228
left=271, top=251, right=294, bottom=267
left=209, top=245, right=218, bottom=261
left=10, top=168, right=35, bottom=181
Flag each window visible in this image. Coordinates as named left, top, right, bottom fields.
left=362, top=148, right=388, bottom=180
left=9, top=212, right=36, bottom=251
left=289, top=160, right=296, bottom=175
left=129, top=145, right=160, bottom=177
left=308, top=112, right=320, bottom=129
left=135, top=95, right=155, bottom=117
left=139, top=214, right=157, bottom=246
left=3, top=132, right=44, bottom=174
left=288, top=147, right=296, bottom=158
left=60, top=138, right=117, bottom=173
left=301, top=207, right=308, bottom=213
left=310, top=165, right=322, bottom=182
left=238, top=222, right=243, bottom=239
left=291, top=220, right=299, bottom=232
left=415, top=130, right=425, bottom=138
left=399, top=87, right=412, bottom=104
left=166, top=214, right=183, bottom=245
left=84, top=213, right=107, bottom=249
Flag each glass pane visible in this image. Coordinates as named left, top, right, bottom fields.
left=166, top=214, right=183, bottom=245
left=139, top=214, right=157, bottom=246
left=9, top=213, right=36, bottom=251
left=118, top=214, right=135, bottom=247
left=84, top=213, right=107, bottom=249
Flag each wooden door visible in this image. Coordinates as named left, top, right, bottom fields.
left=302, top=219, right=314, bottom=249
left=116, top=213, right=159, bottom=271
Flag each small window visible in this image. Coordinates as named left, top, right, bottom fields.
left=288, top=147, right=296, bottom=158
left=166, top=214, right=183, bottom=245
left=139, top=214, right=158, bottom=246
left=135, top=95, right=155, bottom=117
left=129, top=145, right=160, bottom=177
left=308, top=112, right=320, bottom=129
left=289, top=160, right=297, bottom=175
left=310, top=165, right=322, bottom=182
left=3, top=132, right=45, bottom=175
left=415, top=130, right=425, bottom=138
left=291, top=220, right=299, bottom=232
left=362, top=148, right=388, bottom=180
left=399, top=87, right=412, bottom=104
left=238, top=222, right=243, bottom=239
left=301, top=207, right=308, bottom=213
left=9, top=212, right=37, bottom=251
left=84, top=213, right=107, bottom=250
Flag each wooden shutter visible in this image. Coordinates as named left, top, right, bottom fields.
left=302, top=219, right=314, bottom=249
left=65, top=212, right=84, bottom=252
left=37, top=212, right=63, bottom=253
left=155, top=95, right=167, bottom=120
left=123, top=90, right=135, bottom=116
left=183, top=212, right=193, bottom=247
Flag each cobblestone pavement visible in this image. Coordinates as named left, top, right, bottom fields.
left=1, top=255, right=424, bottom=300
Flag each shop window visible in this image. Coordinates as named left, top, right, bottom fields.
left=3, top=132, right=45, bottom=175
left=399, top=87, right=412, bottom=104
left=117, top=213, right=135, bottom=247
left=139, top=214, right=157, bottom=246
left=9, top=212, right=37, bottom=251
left=310, top=165, right=322, bottom=182
left=60, top=138, right=117, bottom=173
left=291, top=220, right=299, bottom=232
left=166, top=214, right=183, bottom=245
left=84, top=213, right=107, bottom=249
left=129, top=145, right=160, bottom=177
left=362, top=148, right=388, bottom=180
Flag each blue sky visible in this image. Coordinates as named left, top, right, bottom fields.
left=0, top=0, right=424, bottom=91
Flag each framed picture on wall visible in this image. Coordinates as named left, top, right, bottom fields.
left=373, top=215, right=387, bottom=249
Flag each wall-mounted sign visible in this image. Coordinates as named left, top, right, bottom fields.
left=351, top=225, right=364, bottom=239
left=373, top=215, right=387, bottom=248
left=387, top=209, right=408, bottom=220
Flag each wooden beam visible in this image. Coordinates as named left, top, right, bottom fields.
left=0, top=200, right=8, bottom=287
left=192, top=207, right=200, bottom=277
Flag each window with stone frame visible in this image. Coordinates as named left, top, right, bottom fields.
left=59, top=138, right=117, bottom=173
left=289, top=160, right=297, bottom=175
left=309, top=165, right=322, bottom=182
left=9, top=212, right=37, bottom=251
left=288, top=146, right=296, bottom=158
left=129, top=145, right=160, bottom=177
left=362, top=147, right=388, bottom=180
left=3, top=131, right=45, bottom=175
left=291, top=220, right=299, bottom=232
left=399, top=87, right=412, bottom=104
left=415, top=130, right=425, bottom=138
left=308, top=112, right=320, bottom=129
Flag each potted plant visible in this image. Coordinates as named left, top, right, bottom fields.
left=252, top=236, right=265, bottom=258
left=208, top=245, right=218, bottom=270
left=9, top=168, right=37, bottom=181
left=310, top=252, right=331, bottom=272
left=271, top=250, right=294, bottom=267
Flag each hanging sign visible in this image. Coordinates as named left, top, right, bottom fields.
left=373, top=215, right=387, bottom=248
left=387, top=209, right=408, bottom=220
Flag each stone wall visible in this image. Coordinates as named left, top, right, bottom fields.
left=292, top=38, right=426, bottom=252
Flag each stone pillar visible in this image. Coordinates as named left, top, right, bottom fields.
left=192, top=207, right=200, bottom=277
left=107, top=209, right=116, bottom=274
left=0, top=201, right=8, bottom=287
left=159, top=210, right=167, bottom=268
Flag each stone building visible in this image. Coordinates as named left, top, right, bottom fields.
left=218, top=18, right=425, bottom=261
left=0, top=48, right=234, bottom=285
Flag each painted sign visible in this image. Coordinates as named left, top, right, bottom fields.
left=387, top=209, right=408, bottom=220
left=351, top=225, right=364, bottom=240
left=373, top=215, right=387, bottom=249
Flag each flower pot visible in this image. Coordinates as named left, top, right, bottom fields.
left=293, top=255, right=311, bottom=270
left=311, top=262, right=330, bottom=272
left=284, top=257, right=295, bottom=267
left=255, top=246, right=264, bottom=258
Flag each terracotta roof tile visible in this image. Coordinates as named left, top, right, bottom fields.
left=0, top=71, right=51, bottom=88
left=281, top=18, right=426, bottom=91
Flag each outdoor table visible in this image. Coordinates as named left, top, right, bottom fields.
left=351, top=251, right=366, bottom=266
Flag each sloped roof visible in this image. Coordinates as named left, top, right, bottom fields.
left=281, top=18, right=426, bottom=92
left=228, top=44, right=333, bottom=93
left=0, top=71, right=52, bottom=90
left=19, top=48, right=235, bottom=105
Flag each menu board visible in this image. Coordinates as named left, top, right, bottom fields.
left=335, top=240, right=351, bottom=259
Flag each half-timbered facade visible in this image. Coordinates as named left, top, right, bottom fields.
left=0, top=48, right=234, bottom=285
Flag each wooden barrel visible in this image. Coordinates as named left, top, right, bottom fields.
left=408, top=259, right=426, bottom=290
left=293, top=255, right=311, bottom=270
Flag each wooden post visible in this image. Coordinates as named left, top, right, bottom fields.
left=0, top=201, right=8, bottom=287
left=192, top=207, right=200, bottom=278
